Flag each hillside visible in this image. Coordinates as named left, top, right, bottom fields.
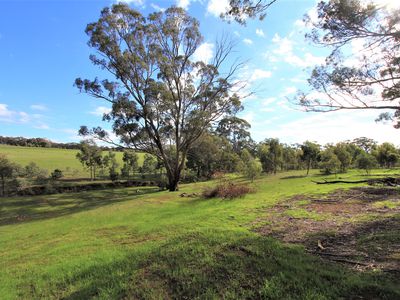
left=0, top=145, right=145, bottom=178
left=1, top=170, right=399, bottom=299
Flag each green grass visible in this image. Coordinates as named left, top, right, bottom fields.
left=0, top=145, right=145, bottom=178
left=0, top=170, right=399, bottom=299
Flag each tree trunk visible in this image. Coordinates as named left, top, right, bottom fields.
left=167, top=167, right=182, bottom=192
left=168, top=174, right=180, bottom=191
left=306, top=159, right=311, bottom=175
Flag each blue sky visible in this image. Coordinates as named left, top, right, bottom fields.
left=0, top=0, right=399, bottom=145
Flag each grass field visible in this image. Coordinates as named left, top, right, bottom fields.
left=0, top=145, right=145, bottom=178
left=1, top=170, right=399, bottom=299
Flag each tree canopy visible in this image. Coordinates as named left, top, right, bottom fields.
left=296, top=0, right=400, bottom=126
left=222, top=0, right=278, bottom=24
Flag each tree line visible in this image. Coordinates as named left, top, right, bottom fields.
left=0, top=135, right=112, bottom=150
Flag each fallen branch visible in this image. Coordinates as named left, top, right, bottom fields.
left=312, top=177, right=400, bottom=186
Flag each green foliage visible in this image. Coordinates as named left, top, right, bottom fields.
left=258, top=138, right=282, bottom=174
left=300, top=141, right=320, bottom=175
left=332, top=143, right=352, bottom=172
left=298, top=0, right=400, bottom=126
left=103, top=151, right=120, bottom=181
left=319, top=149, right=341, bottom=175
left=24, top=162, right=48, bottom=183
left=51, top=169, right=63, bottom=180
left=121, top=150, right=138, bottom=180
left=0, top=154, right=21, bottom=196
left=221, top=0, right=277, bottom=24
left=356, top=152, right=377, bottom=175
left=374, top=142, right=399, bottom=168
left=141, top=154, right=157, bottom=175
left=216, top=116, right=253, bottom=153
left=76, top=140, right=103, bottom=180
left=240, top=149, right=262, bottom=182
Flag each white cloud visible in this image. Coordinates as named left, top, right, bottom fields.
left=34, top=123, right=50, bottom=130
left=30, top=104, right=47, bottom=111
left=176, top=0, right=190, bottom=10
left=243, top=38, right=253, bottom=45
left=261, top=97, right=276, bottom=106
left=280, top=86, right=297, bottom=97
left=269, top=33, right=325, bottom=68
left=0, top=103, right=13, bottom=118
left=150, top=3, right=165, bottom=11
left=90, top=106, right=112, bottom=116
left=0, top=104, right=31, bottom=123
left=371, top=0, right=400, bottom=10
left=207, top=0, right=230, bottom=17
left=19, top=112, right=30, bottom=123
left=250, top=69, right=272, bottom=81
left=256, top=29, right=265, bottom=37
left=234, top=31, right=240, bottom=37
left=193, top=42, right=214, bottom=63
left=272, top=34, right=293, bottom=55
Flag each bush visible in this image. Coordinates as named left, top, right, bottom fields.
left=51, top=169, right=63, bottom=180
left=202, top=181, right=253, bottom=199
left=109, top=169, right=119, bottom=181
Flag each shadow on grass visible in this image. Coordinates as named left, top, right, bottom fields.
left=27, top=230, right=400, bottom=299
left=0, top=187, right=160, bottom=226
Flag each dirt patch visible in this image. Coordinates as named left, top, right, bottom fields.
left=254, top=187, right=400, bottom=273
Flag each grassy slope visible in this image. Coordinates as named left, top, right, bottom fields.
left=0, top=145, right=145, bottom=178
left=0, top=170, right=399, bottom=299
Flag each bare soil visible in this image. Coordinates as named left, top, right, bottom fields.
left=254, top=187, right=400, bottom=273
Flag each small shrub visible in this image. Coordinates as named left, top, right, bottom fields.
left=202, top=181, right=253, bottom=199
left=51, top=169, right=63, bottom=180
left=109, top=169, right=119, bottom=181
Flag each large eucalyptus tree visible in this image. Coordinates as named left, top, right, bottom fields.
left=75, top=4, right=243, bottom=191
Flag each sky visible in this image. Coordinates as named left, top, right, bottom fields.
left=0, top=0, right=399, bottom=146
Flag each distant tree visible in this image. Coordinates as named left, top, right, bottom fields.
left=186, top=133, right=220, bottom=179
left=297, top=0, right=400, bottom=126
left=75, top=4, right=243, bottom=191
left=216, top=116, right=253, bottom=153
left=258, top=138, right=282, bottom=174
left=141, top=154, right=157, bottom=178
left=374, top=142, right=399, bottom=168
left=300, top=141, right=320, bottom=175
left=356, top=152, right=377, bottom=175
left=352, top=137, right=377, bottom=154
left=240, top=149, right=261, bottom=182
left=76, top=140, right=103, bottom=180
left=104, top=151, right=120, bottom=181
left=24, top=162, right=48, bottom=182
left=319, top=149, right=341, bottom=175
left=0, top=155, right=20, bottom=197
left=121, top=150, right=139, bottom=180
left=332, top=143, right=352, bottom=172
